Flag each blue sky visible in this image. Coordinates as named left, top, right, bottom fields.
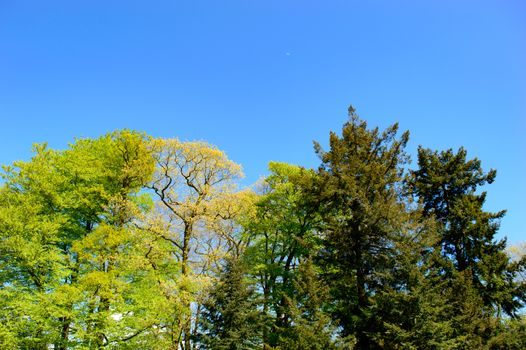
left=0, top=1, right=524, bottom=243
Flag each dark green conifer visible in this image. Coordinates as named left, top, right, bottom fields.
left=313, top=106, right=410, bottom=348
left=198, top=257, right=262, bottom=350
left=410, top=147, right=526, bottom=316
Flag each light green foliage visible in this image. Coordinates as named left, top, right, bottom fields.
left=243, top=161, right=332, bottom=348
left=0, top=130, right=167, bottom=349
left=0, top=109, right=524, bottom=349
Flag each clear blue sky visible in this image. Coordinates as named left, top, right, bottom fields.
left=0, top=1, right=524, bottom=243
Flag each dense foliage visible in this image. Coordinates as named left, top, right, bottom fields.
left=1, top=107, right=525, bottom=349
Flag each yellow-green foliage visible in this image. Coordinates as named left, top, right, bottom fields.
left=1, top=119, right=524, bottom=349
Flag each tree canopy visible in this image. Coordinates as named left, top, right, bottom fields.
left=1, top=108, right=524, bottom=349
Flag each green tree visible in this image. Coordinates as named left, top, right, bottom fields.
left=198, top=256, right=262, bottom=349
left=313, top=106, right=410, bottom=348
left=277, top=258, right=339, bottom=349
left=244, top=162, right=324, bottom=348
left=410, top=147, right=526, bottom=316
left=486, top=316, right=526, bottom=349
left=0, top=144, right=65, bottom=349
left=0, top=131, right=164, bottom=349
left=2, top=115, right=524, bottom=349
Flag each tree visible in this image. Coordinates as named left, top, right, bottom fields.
left=0, top=143, right=65, bottom=349
left=313, top=106, right=410, bottom=348
left=147, top=138, right=246, bottom=349
left=277, top=258, right=339, bottom=349
left=61, top=130, right=156, bottom=349
left=1, top=112, right=524, bottom=349
left=197, top=256, right=261, bottom=349
left=410, top=147, right=526, bottom=317
left=243, top=162, right=324, bottom=348
left=0, top=131, right=164, bottom=349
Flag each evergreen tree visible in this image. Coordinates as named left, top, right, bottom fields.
left=197, top=257, right=262, bottom=349
left=313, top=106, right=410, bottom=348
left=410, top=147, right=526, bottom=316
left=277, top=258, right=339, bottom=349
left=487, top=316, right=526, bottom=349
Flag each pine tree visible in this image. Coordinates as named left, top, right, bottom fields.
left=313, top=106, right=410, bottom=348
left=277, top=258, right=339, bottom=349
left=410, top=147, right=526, bottom=316
left=197, top=256, right=262, bottom=349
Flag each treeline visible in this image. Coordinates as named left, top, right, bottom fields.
left=1, top=107, right=525, bottom=349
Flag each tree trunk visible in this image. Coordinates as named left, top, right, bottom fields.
left=181, top=221, right=193, bottom=350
